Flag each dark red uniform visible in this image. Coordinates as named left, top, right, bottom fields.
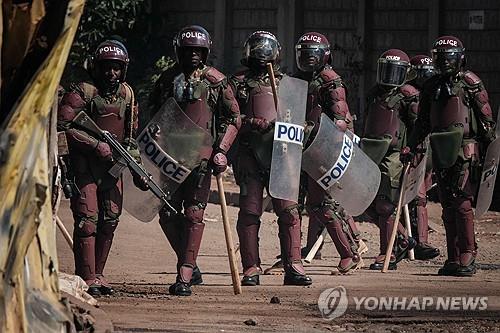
left=406, top=55, right=440, bottom=261
left=300, top=65, right=364, bottom=272
left=408, top=37, right=495, bottom=276
left=149, top=25, right=240, bottom=296
left=230, top=31, right=311, bottom=286
left=362, top=49, right=418, bottom=270
left=58, top=81, right=138, bottom=293
left=58, top=40, right=138, bottom=296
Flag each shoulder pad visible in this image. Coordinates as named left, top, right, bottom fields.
left=463, top=71, right=482, bottom=87
left=229, top=71, right=248, bottom=85
left=399, top=84, right=419, bottom=98
left=71, top=82, right=97, bottom=101
left=319, top=68, right=341, bottom=83
left=204, top=67, right=226, bottom=84
left=119, top=82, right=135, bottom=102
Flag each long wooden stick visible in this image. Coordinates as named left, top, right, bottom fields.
left=382, top=163, right=411, bottom=273
left=403, top=204, right=415, bottom=260
left=304, top=228, right=327, bottom=264
left=216, top=174, right=242, bottom=295
left=56, top=216, right=73, bottom=249
left=266, top=63, right=279, bottom=110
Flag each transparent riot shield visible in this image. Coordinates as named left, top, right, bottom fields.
left=302, top=114, right=381, bottom=216
left=402, top=140, right=429, bottom=206
left=123, top=98, right=213, bottom=222
left=268, top=76, right=308, bottom=202
left=476, top=112, right=500, bottom=218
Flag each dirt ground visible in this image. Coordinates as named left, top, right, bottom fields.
left=56, top=185, right=500, bottom=333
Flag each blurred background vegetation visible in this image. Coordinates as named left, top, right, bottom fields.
left=62, top=0, right=173, bottom=125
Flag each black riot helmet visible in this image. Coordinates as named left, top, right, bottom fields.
left=173, top=25, right=212, bottom=64
left=242, top=31, right=281, bottom=66
left=408, top=55, right=435, bottom=88
left=431, top=35, right=465, bottom=76
left=376, top=49, right=410, bottom=87
left=295, top=32, right=331, bottom=72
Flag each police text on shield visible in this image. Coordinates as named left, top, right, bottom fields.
left=274, top=121, right=304, bottom=146
left=138, top=130, right=191, bottom=183
left=318, top=134, right=354, bottom=190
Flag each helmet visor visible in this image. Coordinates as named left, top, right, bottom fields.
left=432, top=51, right=462, bottom=74
left=416, top=66, right=435, bottom=81
left=246, top=36, right=279, bottom=61
left=377, top=60, right=408, bottom=87
left=295, top=46, right=327, bottom=72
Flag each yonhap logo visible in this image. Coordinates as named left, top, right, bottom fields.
left=318, top=286, right=348, bottom=320
left=317, top=286, right=488, bottom=320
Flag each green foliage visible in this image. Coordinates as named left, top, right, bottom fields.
left=135, top=55, right=176, bottom=127
left=69, top=0, right=145, bottom=66
left=150, top=56, right=176, bottom=84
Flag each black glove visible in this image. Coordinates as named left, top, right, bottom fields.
left=132, top=172, right=149, bottom=191
left=399, top=146, right=414, bottom=164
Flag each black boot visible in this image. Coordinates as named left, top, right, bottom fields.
left=437, top=260, right=460, bottom=276
left=168, top=282, right=192, bottom=296
left=169, top=265, right=193, bottom=296
left=369, top=261, right=397, bottom=270
left=414, top=243, right=440, bottom=260
left=190, top=266, right=203, bottom=285
left=369, top=255, right=397, bottom=270
left=96, top=275, right=114, bottom=295
left=87, top=283, right=101, bottom=297
left=283, top=263, right=312, bottom=286
left=455, top=262, right=476, bottom=277
left=455, top=253, right=476, bottom=277
left=241, top=275, right=260, bottom=286
left=394, top=236, right=417, bottom=263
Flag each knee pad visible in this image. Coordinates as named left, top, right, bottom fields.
left=456, top=198, right=473, bottom=216
left=375, top=197, right=395, bottom=218
left=99, top=220, right=118, bottom=236
left=75, top=217, right=97, bottom=237
left=185, top=203, right=206, bottom=224
left=278, top=205, right=300, bottom=227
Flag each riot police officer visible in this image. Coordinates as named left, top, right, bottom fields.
left=230, top=31, right=312, bottom=286
left=58, top=40, right=143, bottom=296
left=407, top=36, right=495, bottom=276
left=361, top=49, right=418, bottom=270
left=406, top=55, right=440, bottom=260
left=149, top=25, right=241, bottom=295
left=295, top=32, right=365, bottom=273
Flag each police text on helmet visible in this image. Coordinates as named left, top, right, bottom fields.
left=435, top=39, right=458, bottom=47
left=181, top=31, right=207, bottom=40
left=98, top=46, right=125, bottom=55
left=301, top=34, right=322, bottom=43
left=420, top=58, right=432, bottom=65
left=385, top=55, right=401, bottom=61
